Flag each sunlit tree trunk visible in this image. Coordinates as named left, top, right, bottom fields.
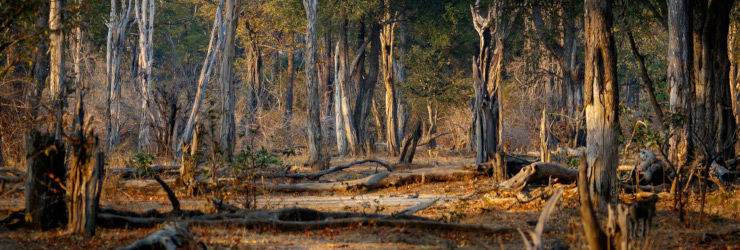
left=284, top=49, right=295, bottom=137
left=584, top=0, right=619, bottom=210
left=220, top=0, right=238, bottom=160
left=134, top=0, right=155, bottom=153
left=244, top=33, right=261, bottom=128
left=180, top=0, right=229, bottom=151
left=334, top=41, right=348, bottom=155
left=303, top=0, right=329, bottom=170
left=49, top=0, right=65, bottom=142
left=105, top=0, right=133, bottom=150
left=381, top=0, right=399, bottom=156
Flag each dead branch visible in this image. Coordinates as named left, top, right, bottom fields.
left=397, top=198, right=440, bottom=216
left=621, top=184, right=668, bottom=193
left=265, top=166, right=482, bottom=192
left=108, top=165, right=180, bottom=178
left=255, top=159, right=392, bottom=180
left=153, top=175, right=180, bottom=213
left=498, top=162, right=577, bottom=190
left=0, top=167, right=25, bottom=179
left=119, top=223, right=206, bottom=250
left=417, top=131, right=452, bottom=146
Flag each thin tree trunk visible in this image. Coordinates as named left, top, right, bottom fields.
left=334, top=42, right=348, bottom=155
left=220, top=0, right=238, bottom=161
left=49, top=0, right=65, bottom=142
left=134, top=0, right=155, bottom=153
left=426, top=102, right=438, bottom=149
left=584, top=0, right=619, bottom=210
left=181, top=0, right=229, bottom=151
left=284, top=49, right=295, bottom=136
left=105, top=0, right=133, bottom=150
left=381, top=1, right=399, bottom=156
left=303, top=0, right=329, bottom=170
left=322, top=32, right=334, bottom=116
left=627, top=29, right=666, bottom=132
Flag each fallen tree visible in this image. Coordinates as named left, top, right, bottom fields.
left=254, top=159, right=392, bottom=180
left=498, top=162, right=577, bottom=190
left=119, top=223, right=207, bottom=250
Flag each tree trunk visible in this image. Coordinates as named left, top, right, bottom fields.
left=181, top=0, right=229, bottom=150
left=667, top=0, right=693, bottom=197
left=399, top=123, right=421, bottom=164
left=134, top=0, right=156, bottom=153
left=354, top=23, right=381, bottom=154
left=26, top=132, right=67, bottom=230
left=303, top=0, right=329, bottom=170
left=584, top=0, right=619, bottom=210
left=426, top=102, right=438, bottom=149
left=334, top=41, right=348, bottom=155
left=381, top=1, right=399, bottom=156
left=105, top=0, right=133, bottom=150
left=321, top=32, right=334, bottom=116
left=220, top=0, right=238, bottom=161
left=470, top=0, right=509, bottom=163
left=49, top=0, right=65, bottom=142
left=627, top=29, right=666, bottom=132
left=540, top=108, right=551, bottom=163
left=244, top=38, right=261, bottom=128
left=68, top=91, right=105, bottom=236
left=284, top=49, right=295, bottom=136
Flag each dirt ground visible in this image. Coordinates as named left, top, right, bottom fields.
left=1, top=153, right=739, bottom=249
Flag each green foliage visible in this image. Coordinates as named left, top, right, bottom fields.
left=129, top=153, right=155, bottom=179
left=235, top=146, right=282, bottom=170
left=565, top=156, right=580, bottom=169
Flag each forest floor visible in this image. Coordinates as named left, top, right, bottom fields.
left=1, top=153, right=739, bottom=249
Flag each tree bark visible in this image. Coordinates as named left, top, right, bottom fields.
left=134, top=0, right=156, bottom=153
left=334, top=40, right=348, bottom=155
left=321, top=32, right=334, bottom=116
left=303, top=0, right=329, bottom=170
left=284, top=49, right=295, bottom=136
left=627, top=29, right=666, bottom=132
left=354, top=23, right=381, bottom=154
left=584, top=0, right=619, bottom=210
left=666, top=0, right=693, bottom=188
left=181, top=0, right=230, bottom=150
left=26, top=132, right=67, bottom=230
left=470, top=0, right=510, bottom=163
left=381, top=0, right=400, bottom=156
left=49, top=0, right=65, bottom=142
left=105, top=0, right=133, bottom=150
left=220, top=0, right=238, bottom=161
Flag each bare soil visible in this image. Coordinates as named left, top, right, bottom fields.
left=1, top=154, right=739, bottom=249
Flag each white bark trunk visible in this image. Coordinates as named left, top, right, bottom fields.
left=134, top=0, right=155, bottom=153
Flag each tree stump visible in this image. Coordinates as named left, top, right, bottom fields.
left=25, top=132, right=67, bottom=230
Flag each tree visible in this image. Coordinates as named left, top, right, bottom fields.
left=381, top=0, right=400, bottom=156
left=134, top=0, right=155, bottom=153
left=666, top=0, right=693, bottom=194
left=470, top=0, right=513, bottom=163
left=105, top=0, right=133, bottom=150
left=353, top=23, right=381, bottom=153
left=220, top=0, right=239, bottom=160
left=303, top=0, right=329, bottom=170
left=49, top=0, right=65, bottom=141
left=583, top=0, right=619, bottom=209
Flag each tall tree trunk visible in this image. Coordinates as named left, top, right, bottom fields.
left=470, top=0, right=509, bottom=163
left=49, top=0, right=65, bottom=142
left=220, top=0, right=238, bottom=161
left=284, top=49, right=295, bottom=137
left=303, top=0, right=329, bottom=170
left=26, top=132, right=67, bottom=230
left=427, top=102, right=438, bottom=149
left=244, top=36, right=261, bottom=128
left=381, top=1, right=399, bottom=156
left=180, top=0, right=229, bottom=151
left=105, top=0, right=133, bottom=150
left=321, top=32, right=334, bottom=116
left=134, top=0, right=155, bottom=153
left=584, top=0, right=619, bottom=210
left=667, top=0, right=693, bottom=190
left=334, top=41, right=348, bottom=155
left=354, top=23, right=381, bottom=154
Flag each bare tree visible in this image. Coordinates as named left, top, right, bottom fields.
left=220, top=0, right=239, bottom=160
left=303, top=0, right=329, bottom=170
left=584, top=0, right=619, bottom=209
left=470, top=0, right=513, bottom=163
left=180, top=0, right=231, bottom=151
left=353, top=23, right=381, bottom=153
left=134, top=0, right=155, bottom=153
left=105, top=0, right=133, bottom=150
left=380, top=0, right=400, bottom=156
left=49, top=0, right=65, bottom=141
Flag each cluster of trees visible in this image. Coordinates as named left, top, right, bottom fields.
left=0, top=0, right=739, bottom=201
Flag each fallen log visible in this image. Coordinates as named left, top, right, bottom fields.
left=255, top=159, right=392, bottom=180
left=498, top=162, right=577, bottom=190
left=397, top=198, right=440, bottom=216
left=265, top=166, right=483, bottom=192
left=118, top=223, right=206, bottom=250
left=108, top=165, right=181, bottom=178
left=0, top=176, right=22, bottom=183
left=0, top=167, right=25, bottom=181
left=621, top=184, right=668, bottom=193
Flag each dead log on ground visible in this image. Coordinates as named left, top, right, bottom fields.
left=255, top=159, right=392, bottom=180
left=108, top=165, right=181, bottom=178
left=119, top=223, right=206, bottom=250
left=153, top=175, right=181, bottom=214
left=397, top=198, right=439, bottom=216
left=621, top=184, right=668, bottom=193
left=0, top=167, right=25, bottom=183
left=518, top=188, right=564, bottom=250
left=498, top=162, right=577, bottom=190
left=265, top=166, right=483, bottom=192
